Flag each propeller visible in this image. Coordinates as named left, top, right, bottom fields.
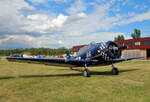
left=107, top=42, right=121, bottom=59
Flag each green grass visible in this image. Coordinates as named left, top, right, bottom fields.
left=0, top=58, right=150, bottom=102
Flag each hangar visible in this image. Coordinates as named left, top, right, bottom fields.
left=116, top=37, right=150, bottom=60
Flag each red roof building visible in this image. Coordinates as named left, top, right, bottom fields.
left=116, top=37, right=150, bottom=60
left=72, top=45, right=86, bottom=53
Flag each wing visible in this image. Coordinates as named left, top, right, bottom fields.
left=113, top=56, right=144, bottom=63
left=6, top=57, right=98, bottom=67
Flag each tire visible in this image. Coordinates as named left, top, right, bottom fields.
left=83, top=69, right=91, bottom=77
left=112, top=67, right=119, bottom=75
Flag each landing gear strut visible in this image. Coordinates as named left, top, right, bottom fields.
left=83, top=64, right=91, bottom=77
left=70, top=67, right=73, bottom=70
left=111, top=61, right=119, bottom=75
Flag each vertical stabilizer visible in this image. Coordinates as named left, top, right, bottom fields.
left=66, top=51, right=71, bottom=59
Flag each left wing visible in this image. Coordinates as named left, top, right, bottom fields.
left=6, top=57, right=98, bottom=67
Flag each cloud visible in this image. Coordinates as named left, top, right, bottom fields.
left=50, top=32, right=126, bottom=47
left=122, top=0, right=129, bottom=6
left=30, top=0, right=70, bottom=3
left=23, top=14, right=68, bottom=34
left=127, top=12, right=136, bottom=17
left=62, top=3, right=123, bottom=37
left=0, top=0, right=35, bottom=34
left=18, top=6, right=36, bottom=12
left=30, top=0, right=44, bottom=3
left=24, top=32, right=125, bottom=48
left=64, top=13, right=87, bottom=25
left=52, top=14, right=68, bottom=27
left=0, top=35, right=37, bottom=49
left=0, top=0, right=66, bottom=35
left=66, top=0, right=86, bottom=14
left=134, top=4, right=148, bottom=10
left=58, top=40, right=64, bottom=44
left=0, top=0, right=126, bottom=48
left=134, top=4, right=139, bottom=9
left=117, top=10, right=150, bottom=25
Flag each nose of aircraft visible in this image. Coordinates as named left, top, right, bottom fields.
left=106, top=41, right=121, bottom=59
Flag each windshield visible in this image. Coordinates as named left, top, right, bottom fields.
left=77, top=42, right=95, bottom=55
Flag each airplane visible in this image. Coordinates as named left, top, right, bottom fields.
left=7, top=41, right=143, bottom=77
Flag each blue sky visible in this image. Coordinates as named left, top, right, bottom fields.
left=0, top=0, right=150, bottom=49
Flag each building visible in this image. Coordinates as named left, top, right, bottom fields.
left=72, top=45, right=86, bottom=56
left=116, top=37, right=150, bottom=60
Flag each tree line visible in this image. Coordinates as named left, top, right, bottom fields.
left=114, top=28, right=141, bottom=42
left=0, top=47, right=72, bottom=56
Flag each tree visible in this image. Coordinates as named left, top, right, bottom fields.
left=114, top=35, right=125, bottom=42
left=0, top=47, right=72, bottom=56
left=131, top=28, right=141, bottom=39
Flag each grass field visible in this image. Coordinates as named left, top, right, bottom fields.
left=0, top=58, right=150, bottom=102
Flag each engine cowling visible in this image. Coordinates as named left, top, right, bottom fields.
left=106, top=41, right=121, bottom=59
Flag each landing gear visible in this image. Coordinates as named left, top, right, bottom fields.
left=83, top=64, right=91, bottom=77
left=112, top=67, right=119, bottom=75
left=70, top=67, right=73, bottom=70
left=111, top=61, right=119, bottom=75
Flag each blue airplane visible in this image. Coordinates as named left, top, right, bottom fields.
left=7, top=41, right=143, bottom=77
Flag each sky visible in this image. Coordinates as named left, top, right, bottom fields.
left=0, top=0, right=150, bottom=49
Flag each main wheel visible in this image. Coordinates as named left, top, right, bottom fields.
left=112, top=67, right=119, bottom=75
left=83, top=69, right=91, bottom=77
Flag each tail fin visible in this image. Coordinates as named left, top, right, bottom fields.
left=66, top=51, right=71, bottom=59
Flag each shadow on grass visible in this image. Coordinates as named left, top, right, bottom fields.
left=20, top=73, right=82, bottom=78
left=91, top=69, right=139, bottom=76
left=19, top=69, right=139, bottom=78
left=0, top=76, right=15, bottom=80
left=0, top=69, right=139, bottom=80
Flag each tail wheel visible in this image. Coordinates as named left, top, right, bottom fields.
left=112, top=67, right=119, bottom=75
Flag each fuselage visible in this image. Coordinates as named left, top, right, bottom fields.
left=74, top=41, right=121, bottom=62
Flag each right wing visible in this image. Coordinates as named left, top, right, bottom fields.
left=113, top=56, right=144, bottom=63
